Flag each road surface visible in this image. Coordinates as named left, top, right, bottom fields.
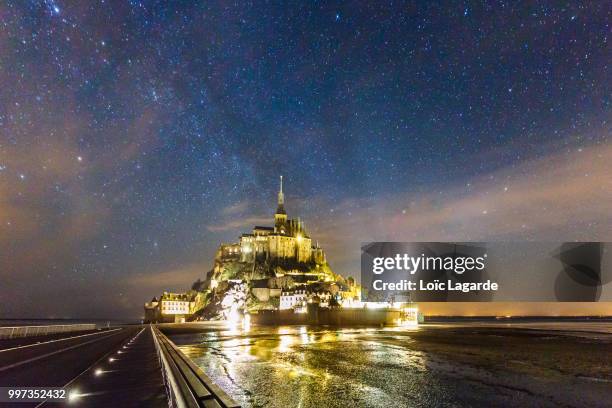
left=0, top=325, right=167, bottom=407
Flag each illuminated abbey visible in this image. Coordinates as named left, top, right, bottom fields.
left=216, top=176, right=326, bottom=266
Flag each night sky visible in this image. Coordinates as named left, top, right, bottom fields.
left=1, top=1, right=610, bottom=319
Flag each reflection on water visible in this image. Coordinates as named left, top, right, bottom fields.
left=177, top=325, right=439, bottom=408
left=175, top=324, right=611, bottom=408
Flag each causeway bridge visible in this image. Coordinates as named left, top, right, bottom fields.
left=0, top=323, right=239, bottom=407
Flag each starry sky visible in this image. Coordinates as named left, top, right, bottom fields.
left=1, top=1, right=610, bottom=319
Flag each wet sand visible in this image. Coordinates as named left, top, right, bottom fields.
left=163, top=323, right=612, bottom=407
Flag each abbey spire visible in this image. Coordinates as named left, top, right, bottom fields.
left=213, top=176, right=326, bottom=266
left=278, top=175, right=285, bottom=206
left=274, top=175, right=287, bottom=230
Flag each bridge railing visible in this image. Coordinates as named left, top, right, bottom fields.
left=152, top=325, right=240, bottom=408
left=0, top=324, right=97, bottom=339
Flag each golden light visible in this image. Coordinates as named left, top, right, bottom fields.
left=242, top=313, right=251, bottom=330
left=364, top=302, right=388, bottom=309
left=400, top=306, right=419, bottom=326
left=226, top=300, right=241, bottom=329
left=296, top=233, right=303, bottom=243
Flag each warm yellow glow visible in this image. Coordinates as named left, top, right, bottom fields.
left=227, top=306, right=240, bottom=327
left=399, top=318, right=418, bottom=327
left=296, top=233, right=303, bottom=243
left=400, top=306, right=419, bottom=326
left=417, top=302, right=612, bottom=317
left=278, top=332, right=296, bottom=352
left=364, top=302, right=388, bottom=309
left=242, top=313, right=251, bottom=330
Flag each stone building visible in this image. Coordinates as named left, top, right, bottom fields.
left=216, top=176, right=326, bottom=266
left=279, top=289, right=332, bottom=312
left=143, top=291, right=195, bottom=323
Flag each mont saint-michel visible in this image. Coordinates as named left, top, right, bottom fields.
left=209, top=175, right=331, bottom=283
left=143, top=176, right=396, bottom=325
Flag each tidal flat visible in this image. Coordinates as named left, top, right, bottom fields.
left=166, top=322, right=612, bottom=407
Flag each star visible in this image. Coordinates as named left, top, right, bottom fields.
left=0, top=1, right=607, bottom=319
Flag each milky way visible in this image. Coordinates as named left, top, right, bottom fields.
left=0, top=2, right=609, bottom=318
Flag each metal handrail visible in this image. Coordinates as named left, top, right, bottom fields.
left=152, top=325, right=240, bottom=408
left=0, top=324, right=97, bottom=339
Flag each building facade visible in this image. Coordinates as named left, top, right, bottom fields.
left=217, top=176, right=326, bottom=266
left=280, top=289, right=333, bottom=312
left=143, top=291, right=195, bottom=323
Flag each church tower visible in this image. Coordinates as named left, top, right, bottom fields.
left=274, top=175, right=287, bottom=233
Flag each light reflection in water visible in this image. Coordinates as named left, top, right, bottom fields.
left=179, top=326, right=431, bottom=408
left=175, top=322, right=610, bottom=408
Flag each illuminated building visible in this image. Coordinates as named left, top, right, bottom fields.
left=143, top=291, right=195, bottom=323
left=215, top=176, right=326, bottom=267
left=143, top=296, right=159, bottom=323
left=280, top=289, right=332, bottom=312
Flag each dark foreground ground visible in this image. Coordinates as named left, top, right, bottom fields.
left=165, top=322, right=612, bottom=408
left=0, top=325, right=167, bottom=407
